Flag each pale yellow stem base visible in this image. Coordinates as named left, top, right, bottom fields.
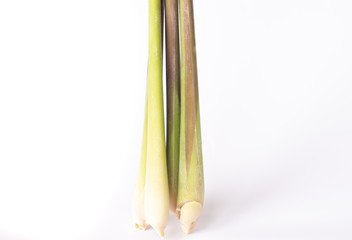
left=177, top=201, right=202, bottom=234
left=133, top=192, right=147, bottom=231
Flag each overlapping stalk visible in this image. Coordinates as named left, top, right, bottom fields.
left=133, top=0, right=169, bottom=237
left=176, top=0, right=204, bottom=234
left=165, top=0, right=180, bottom=214
left=132, top=99, right=148, bottom=230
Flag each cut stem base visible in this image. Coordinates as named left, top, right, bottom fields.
left=177, top=201, right=202, bottom=234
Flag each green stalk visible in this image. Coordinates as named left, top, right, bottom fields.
left=177, top=0, right=204, bottom=234
left=165, top=0, right=180, bottom=214
left=133, top=0, right=169, bottom=237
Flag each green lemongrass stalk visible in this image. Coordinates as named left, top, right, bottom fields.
left=145, top=0, right=169, bottom=236
left=133, top=0, right=168, bottom=237
left=165, top=0, right=181, bottom=214
left=176, top=0, right=204, bottom=234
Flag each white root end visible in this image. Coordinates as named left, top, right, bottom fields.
left=178, top=201, right=202, bottom=234
left=144, top=188, right=169, bottom=237
left=133, top=191, right=147, bottom=231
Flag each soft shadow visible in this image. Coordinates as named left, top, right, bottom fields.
left=165, top=212, right=186, bottom=239
left=195, top=179, right=285, bottom=231
left=193, top=196, right=218, bottom=233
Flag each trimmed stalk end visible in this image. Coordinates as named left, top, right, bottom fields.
left=135, top=223, right=148, bottom=231
left=177, top=201, right=202, bottom=234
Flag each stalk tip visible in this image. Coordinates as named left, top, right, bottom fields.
left=153, top=225, right=166, bottom=237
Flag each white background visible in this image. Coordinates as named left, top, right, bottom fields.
left=0, top=0, right=351, bottom=239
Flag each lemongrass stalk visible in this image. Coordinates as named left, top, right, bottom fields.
left=132, top=98, right=148, bottom=230
left=165, top=0, right=181, bottom=214
left=177, top=0, right=204, bottom=234
left=143, top=0, right=169, bottom=236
